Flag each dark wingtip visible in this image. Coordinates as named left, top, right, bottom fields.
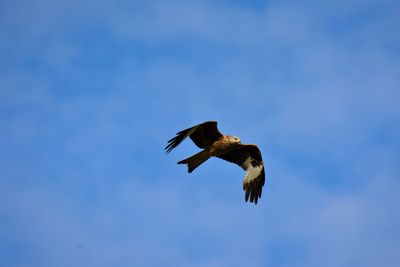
left=243, top=181, right=263, bottom=205
left=165, top=128, right=191, bottom=154
left=165, top=136, right=179, bottom=153
left=244, top=187, right=250, bottom=202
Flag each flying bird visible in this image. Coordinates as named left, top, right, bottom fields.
left=165, top=121, right=265, bottom=204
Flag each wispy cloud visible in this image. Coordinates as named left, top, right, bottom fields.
left=1, top=0, right=399, bottom=266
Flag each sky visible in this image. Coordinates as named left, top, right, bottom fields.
left=1, top=0, right=400, bottom=266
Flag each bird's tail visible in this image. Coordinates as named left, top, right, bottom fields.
left=178, top=150, right=211, bottom=173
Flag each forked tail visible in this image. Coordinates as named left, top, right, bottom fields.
left=178, top=150, right=210, bottom=173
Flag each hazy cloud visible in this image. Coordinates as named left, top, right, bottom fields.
left=1, top=0, right=399, bottom=266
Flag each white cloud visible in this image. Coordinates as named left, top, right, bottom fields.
left=1, top=0, right=399, bottom=266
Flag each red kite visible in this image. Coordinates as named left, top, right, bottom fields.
left=165, top=121, right=265, bottom=204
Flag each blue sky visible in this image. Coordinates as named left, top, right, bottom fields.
left=1, top=0, right=400, bottom=266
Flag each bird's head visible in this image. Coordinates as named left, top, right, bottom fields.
left=228, top=135, right=241, bottom=144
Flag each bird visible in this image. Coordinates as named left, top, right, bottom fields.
left=165, top=121, right=265, bottom=204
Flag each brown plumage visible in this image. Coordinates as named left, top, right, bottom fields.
left=165, top=121, right=265, bottom=204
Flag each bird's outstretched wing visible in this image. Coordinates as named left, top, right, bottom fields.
left=165, top=121, right=223, bottom=153
left=217, top=144, right=265, bottom=204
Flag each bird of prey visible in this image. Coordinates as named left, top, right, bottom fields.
left=165, top=121, right=265, bottom=204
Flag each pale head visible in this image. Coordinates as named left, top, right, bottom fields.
left=227, top=135, right=241, bottom=144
